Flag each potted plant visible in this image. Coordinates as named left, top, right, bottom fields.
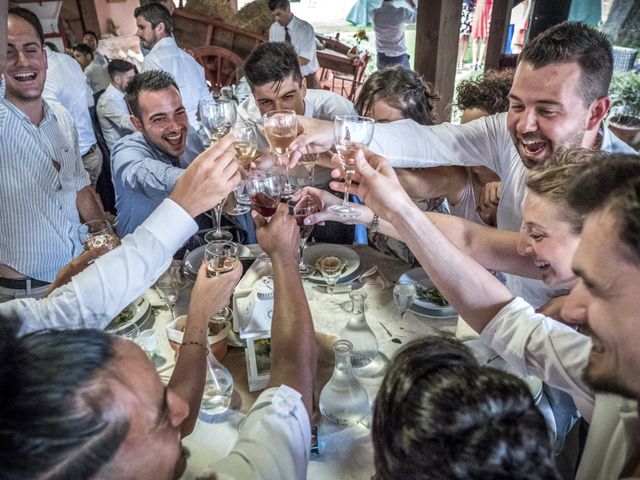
left=608, top=71, right=640, bottom=148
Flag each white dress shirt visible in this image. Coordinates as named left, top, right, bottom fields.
left=0, top=199, right=197, bottom=335
left=97, top=84, right=135, bottom=150
left=269, top=16, right=319, bottom=77
left=84, top=60, right=111, bottom=94
left=142, top=36, right=211, bottom=128
left=481, top=297, right=639, bottom=480
left=208, top=385, right=311, bottom=479
left=372, top=1, right=417, bottom=56
left=369, top=113, right=638, bottom=307
left=43, top=46, right=97, bottom=156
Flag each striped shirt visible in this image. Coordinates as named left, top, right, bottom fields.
left=0, top=97, right=90, bottom=282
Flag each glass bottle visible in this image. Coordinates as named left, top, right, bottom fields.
left=339, top=291, right=378, bottom=374
left=200, top=346, right=234, bottom=415
left=319, top=339, right=370, bottom=426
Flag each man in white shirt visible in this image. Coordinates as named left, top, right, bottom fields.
left=82, top=30, right=108, bottom=66
left=268, top=0, right=319, bottom=89
left=135, top=3, right=210, bottom=128
left=97, top=59, right=137, bottom=150
left=72, top=43, right=111, bottom=94
left=345, top=149, right=640, bottom=480
left=372, top=0, right=417, bottom=69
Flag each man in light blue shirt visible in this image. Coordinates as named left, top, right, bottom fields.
left=111, top=70, right=205, bottom=237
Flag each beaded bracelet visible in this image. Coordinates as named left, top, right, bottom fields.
left=370, top=214, right=380, bottom=234
left=180, top=341, right=208, bottom=356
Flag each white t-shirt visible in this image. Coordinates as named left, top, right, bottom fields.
left=269, top=15, right=319, bottom=77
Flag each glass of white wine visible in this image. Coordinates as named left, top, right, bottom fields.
left=200, top=99, right=237, bottom=144
left=263, top=109, right=298, bottom=199
left=232, top=122, right=258, bottom=169
left=329, top=116, right=375, bottom=218
left=205, top=241, right=239, bottom=277
left=320, top=255, right=344, bottom=308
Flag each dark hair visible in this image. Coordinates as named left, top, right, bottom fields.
left=108, top=59, right=138, bottom=79
left=456, top=68, right=514, bottom=115
left=45, top=41, right=59, bottom=52
left=566, top=154, right=640, bottom=263
left=355, top=67, right=439, bottom=125
left=8, top=7, right=45, bottom=46
left=73, top=43, right=94, bottom=58
left=134, top=3, right=173, bottom=36
left=244, top=42, right=302, bottom=90
left=519, top=21, right=612, bottom=106
left=372, top=336, right=560, bottom=480
left=268, top=0, right=290, bottom=11
left=125, top=69, right=179, bottom=119
left=0, top=317, right=129, bottom=479
left=83, top=30, right=99, bottom=42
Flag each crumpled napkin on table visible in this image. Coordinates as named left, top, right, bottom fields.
left=357, top=266, right=393, bottom=289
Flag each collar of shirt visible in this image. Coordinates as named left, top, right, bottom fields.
left=104, top=83, right=125, bottom=100
left=1, top=95, right=56, bottom=127
left=150, top=36, right=178, bottom=53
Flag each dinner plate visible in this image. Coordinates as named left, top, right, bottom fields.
left=183, top=243, right=253, bottom=281
left=399, top=267, right=456, bottom=317
left=303, top=244, right=361, bottom=285
left=106, top=295, right=153, bottom=332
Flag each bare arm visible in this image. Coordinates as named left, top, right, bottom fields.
left=298, top=56, right=310, bottom=66
left=255, top=206, right=316, bottom=418
left=76, top=186, right=110, bottom=223
left=171, top=262, right=242, bottom=437
left=395, top=165, right=467, bottom=204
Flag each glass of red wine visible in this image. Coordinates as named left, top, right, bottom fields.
left=263, top=109, right=298, bottom=199
left=245, top=170, right=283, bottom=219
left=288, top=194, right=319, bottom=277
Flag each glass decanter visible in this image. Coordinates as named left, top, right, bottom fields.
left=319, top=339, right=370, bottom=426
left=339, top=291, right=378, bottom=374
left=200, top=346, right=234, bottom=416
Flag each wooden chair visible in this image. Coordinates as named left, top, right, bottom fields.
left=315, top=34, right=370, bottom=101
left=192, top=46, right=244, bottom=92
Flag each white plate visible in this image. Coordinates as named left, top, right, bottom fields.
left=183, top=243, right=253, bottom=280
left=399, top=267, right=456, bottom=317
left=106, top=295, right=152, bottom=331
left=303, top=244, right=361, bottom=285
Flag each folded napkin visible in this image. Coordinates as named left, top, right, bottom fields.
left=357, top=265, right=393, bottom=289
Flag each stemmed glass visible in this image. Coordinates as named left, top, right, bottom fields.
left=263, top=109, right=298, bottom=199
left=229, top=179, right=251, bottom=216
left=199, top=98, right=237, bottom=144
left=245, top=170, right=283, bottom=220
left=156, top=270, right=179, bottom=320
left=232, top=122, right=258, bottom=169
left=288, top=194, right=319, bottom=277
left=320, top=255, right=344, bottom=307
left=329, top=116, right=375, bottom=218
left=300, top=153, right=318, bottom=186
left=78, top=220, right=117, bottom=251
left=204, top=241, right=239, bottom=277
left=393, top=280, right=417, bottom=335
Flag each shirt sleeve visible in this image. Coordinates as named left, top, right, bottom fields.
left=209, top=385, right=311, bottom=480
left=111, top=142, right=184, bottom=200
left=481, top=297, right=595, bottom=421
left=368, top=112, right=512, bottom=178
left=4, top=199, right=197, bottom=334
left=403, top=6, right=418, bottom=23
left=64, top=111, right=91, bottom=192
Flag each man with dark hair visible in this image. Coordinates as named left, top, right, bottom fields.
left=111, top=70, right=207, bottom=236
left=72, top=43, right=110, bottom=93
left=135, top=3, right=209, bottom=128
left=373, top=336, right=560, bottom=479
left=0, top=7, right=108, bottom=301
left=82, top=30, right=108, bottom=65
left=140, top=0, right=175, bottom=15
left=268, top=0, right=319, bottom=88
left=97, top=59, right=137, bottom=149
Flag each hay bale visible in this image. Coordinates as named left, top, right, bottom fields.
left=184, top=0, right=234, bottom=22
left=230, top=0, right=272, bottom=35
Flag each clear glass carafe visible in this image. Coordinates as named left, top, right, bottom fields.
left=339, top=291, right=378, bottom=373
left=200, top=347, right=234, bottom=415
left=319, top=339, right=370, bottom=426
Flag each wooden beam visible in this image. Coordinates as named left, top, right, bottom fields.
left=485, top=0, right=514, bottom=69
left=414, top=0, right=463, bottom=122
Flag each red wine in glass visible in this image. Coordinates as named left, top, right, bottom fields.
left=251, top=192, right=279, bottom=217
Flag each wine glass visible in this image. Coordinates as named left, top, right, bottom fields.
left=245, top=170, right=283, bottom=220
left=300, top=153, right=318, bottom=186
left=329, top=116, right=375, bottom=218
left=393, top=280, right=417, bottom=335
left=263, top=109, right=298, bottom=199
left=78, top=220, right=117, bottom=251
left=288, top=194, right=319, bottom=277
left=204, top=241, right=239, bottom=277
left=320, top=255, right=344, bottom=307
left=156, top=271, right=179, bottom=320
left=232, top=122, right=258, bottom=169
left=228, top=179, right=251, bottom=216
left=199, top=98, right=237, bottom=144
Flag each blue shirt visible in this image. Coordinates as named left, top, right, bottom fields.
left=0, top=97, right=90, bottom=281
left=111, top=128, right=205, bottom=236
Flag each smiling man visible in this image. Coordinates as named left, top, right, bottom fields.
left=111, top=69, right=206, bottom=236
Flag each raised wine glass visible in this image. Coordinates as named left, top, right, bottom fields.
left=204, top=241, right=239, bottom=277
left=329, top=116, right=375, bottom=218
left=288, top=194, right=319, bottom=277
left=245, top=170, right=283, bottom=220
left=263, top=109, right=298, bottom=199
left=299, top=153, right=318, bottom=186
left=199, top=98, right=237, bottom=144
left=232, top=122, right=258, bottom=170
left=393, top=280, right=417, bottom=336
left=155, top=270, right=179, bottom=320
left=320, top=255, right=344, bottom=308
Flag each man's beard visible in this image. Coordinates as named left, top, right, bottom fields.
left=583, top=363, right=636, bottom=400
left=513, top=128, right=586, bottom=169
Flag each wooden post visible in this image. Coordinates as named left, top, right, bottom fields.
left=414, top=0, right=463, bottom=122
left=485, top=0, right=514, bottom=69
